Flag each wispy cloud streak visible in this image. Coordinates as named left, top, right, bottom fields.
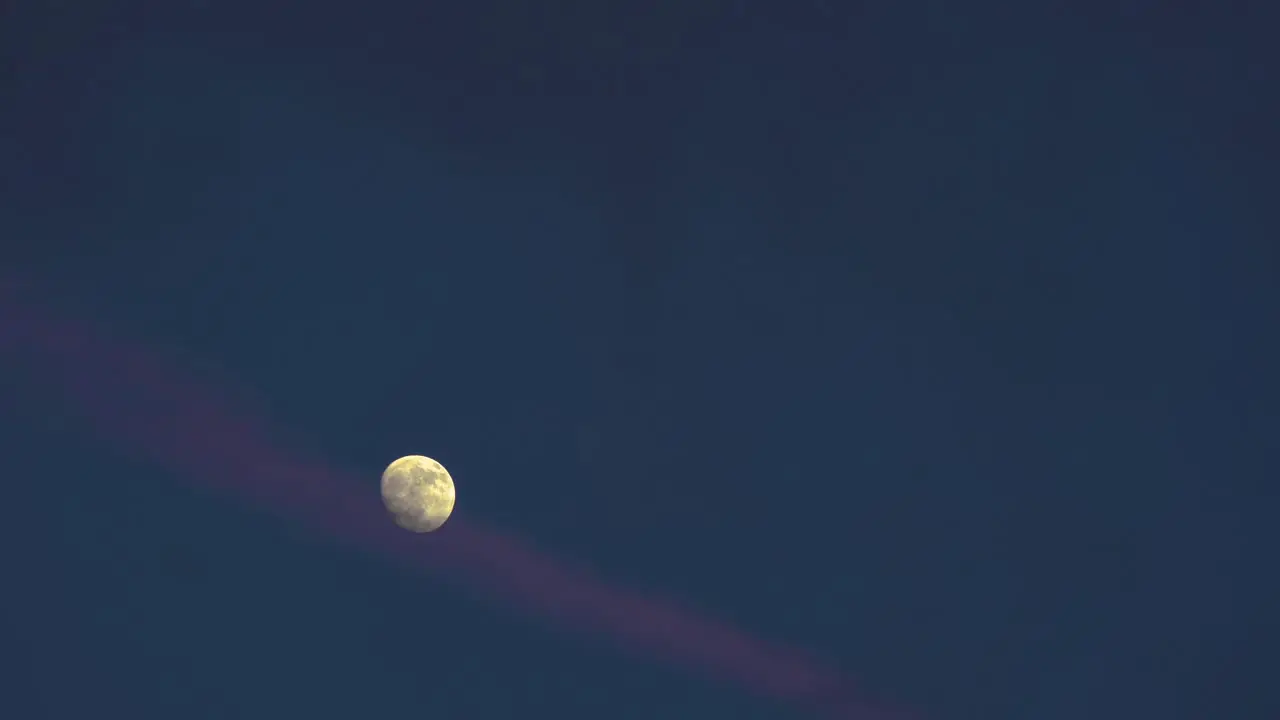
left=0, top=284, right=909, bottom=720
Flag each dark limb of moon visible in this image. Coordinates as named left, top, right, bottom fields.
left=381, top=455, right=456, bottom=532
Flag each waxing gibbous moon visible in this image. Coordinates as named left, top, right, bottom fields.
left=380, top=455, right=456, bottom=533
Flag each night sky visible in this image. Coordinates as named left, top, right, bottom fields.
left=3, top=3, right=1275, bottom=720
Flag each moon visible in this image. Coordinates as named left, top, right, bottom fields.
left=380, top=455, right=456, bottom=533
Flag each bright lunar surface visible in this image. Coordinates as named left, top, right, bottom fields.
left=380, top=455, right=456, bottom=533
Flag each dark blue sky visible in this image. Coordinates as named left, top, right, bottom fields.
left=3, top=3, right=1275, bottom=719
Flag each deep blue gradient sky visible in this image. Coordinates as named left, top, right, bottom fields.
left=3, top=3, right=1275, bottom=720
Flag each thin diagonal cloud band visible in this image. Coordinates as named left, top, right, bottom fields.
left=0, top=282, right=909, bottom=720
